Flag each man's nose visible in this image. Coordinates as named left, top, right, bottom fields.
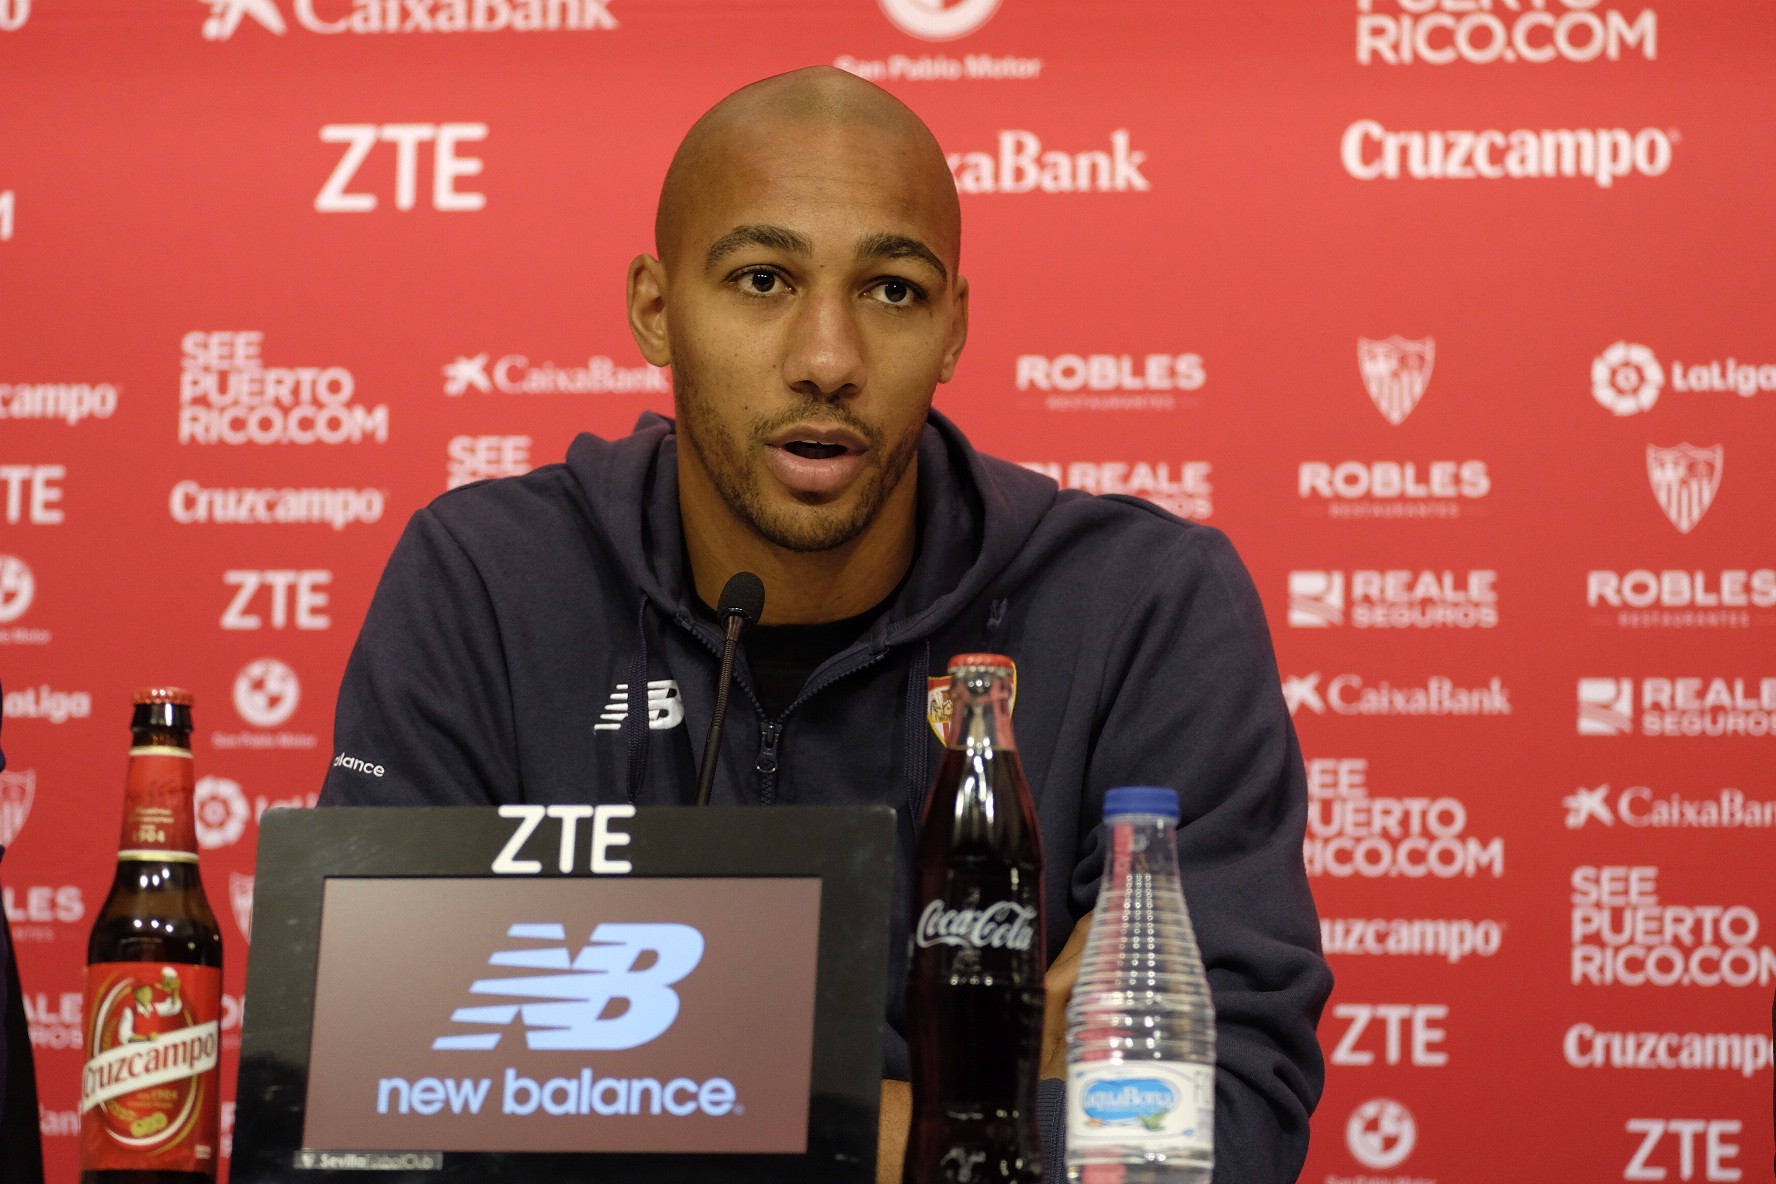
left=782, top=286, right=866, bottom=399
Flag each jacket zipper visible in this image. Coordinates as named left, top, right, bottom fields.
left=674, top=611, right=888, bottom=804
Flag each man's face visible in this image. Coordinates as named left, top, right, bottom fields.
left=651, top=118, right=966, bottom=553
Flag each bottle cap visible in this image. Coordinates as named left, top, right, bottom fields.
left=1104, top=786, right=1180, bottom=820
left=133, top=687, right=195, bottom=706
left=947, top=652, right=1013, bottom=674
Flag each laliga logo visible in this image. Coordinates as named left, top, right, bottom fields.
left=1593, top=341, right=1663, bottom=416
left=233, top=658, right=301, bottom=728
left=200, top=0, right=285, bottom=38
left=1347, top=1098, right=1417, bottom=1171
left=879, top=0, right=1001, bottom=41
left=1647, top=443, right=1722, bottom=535
left=193, top=776, right=252, bottom=849
left=435, top=921, right=703, bottom=1051
left=0, top=554, right=35, bottom=623
left=0, top=770, right=35, bottom=846
left=1357, top=336, right=1435, bottom=425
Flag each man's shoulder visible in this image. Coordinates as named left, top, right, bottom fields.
left=422, top=463, right=594, bottom=550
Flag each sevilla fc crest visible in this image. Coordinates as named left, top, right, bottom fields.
left=0, top=769, right=34, bottom=847
left=1646, top=443, right=1723, bottom=535
left=1358, top=337, right=1436, bottom=426
left=230, top=873, right=255, bottom=944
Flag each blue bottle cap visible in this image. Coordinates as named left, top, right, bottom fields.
left=1104, top=786, right=1180, bottom=821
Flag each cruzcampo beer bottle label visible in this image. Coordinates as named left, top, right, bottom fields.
left=81, top=962, right=223, bottom=1170
left=116, top=745, right=200, bottom=860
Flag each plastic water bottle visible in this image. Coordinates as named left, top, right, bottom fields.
left=1065, top=786, right=1215, bottom=1183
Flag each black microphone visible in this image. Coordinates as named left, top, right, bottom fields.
left=696, top=572, right=765, bottom=807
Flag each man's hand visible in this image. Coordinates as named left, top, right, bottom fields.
left=878, top=1079, right=910, bottom=1184
left=1042, top=910, right=1094, bottom=1079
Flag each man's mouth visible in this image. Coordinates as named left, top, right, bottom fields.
left=781, top=440, right=851, bottom=460
left=762, top=424, right=870, bottom=497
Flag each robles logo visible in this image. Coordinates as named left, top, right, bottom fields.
left=1588, top=568, right=1776, bottom=630
left=1298, top=460, right=1490, bottom=520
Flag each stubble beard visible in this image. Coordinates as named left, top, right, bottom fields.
left=675, top=370, right=923, bottom=554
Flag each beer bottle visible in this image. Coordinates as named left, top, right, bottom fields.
left=81, top=689, right=224, bottom=1182
left=904, top=654, right=1046, bottom=1184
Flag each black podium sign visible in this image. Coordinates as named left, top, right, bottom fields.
left=232, top=804, right=895, bottom=1184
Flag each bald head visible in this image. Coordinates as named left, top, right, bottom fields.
left=654, top=66, right=961, bottom=277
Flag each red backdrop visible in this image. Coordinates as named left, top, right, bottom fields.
left=3, top=1, right=1773, bottom=1179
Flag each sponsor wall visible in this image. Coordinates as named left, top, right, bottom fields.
left=2, top=0, right=1773, bottom=1180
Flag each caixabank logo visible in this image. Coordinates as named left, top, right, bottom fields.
left=442, top=353, right=666, bottom=396
left=1563, top=783, right=1776, bottom=830
left=1577, top=676, right=1776, bottom=737
left=199, top=0, right=616, bottom=38
left=301, top=877, right=821, bottom=1153
left=946, top=130, right=1150, bottom=194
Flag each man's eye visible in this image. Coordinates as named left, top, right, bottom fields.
left=744, top=270, right=779, bottom=294
left=874, top=278, right=920, bottom=305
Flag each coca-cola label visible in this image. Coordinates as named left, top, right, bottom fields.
left=81, top=962, right=222, bottom=1172
left=118, top=747, right=199, bottom=859
left=915, top=899, right=1038, bottom=951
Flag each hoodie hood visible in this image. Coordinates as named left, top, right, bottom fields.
left=563, top=408, right=1059, bottom=643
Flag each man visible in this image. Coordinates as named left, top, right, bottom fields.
left=321, top=67, right=1330, bottom=1182
left=0, top=688, right=47, bottom=1184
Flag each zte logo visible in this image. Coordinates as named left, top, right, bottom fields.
left=1330, top=1003, right=1448, bottom=1067
left=221, top=570, right=332, bottom=630
left=1624, top=1119, right=1742, bottom=1181
left=1, top=465, right=65, bottom=524
left=434, top=921, right=703, bottom=1051
left=316, top=124, right=487, bottom=213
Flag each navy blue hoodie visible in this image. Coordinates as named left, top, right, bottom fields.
left=320, top=410, right=1331, bottom=1181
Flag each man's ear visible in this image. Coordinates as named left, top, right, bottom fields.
left=937, top=274, right=969, bottom=384
left=627, top=253, right=672, bottom=367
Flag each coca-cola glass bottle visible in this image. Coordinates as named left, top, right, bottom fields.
left=904, top=653, right=1046, bottom=1184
